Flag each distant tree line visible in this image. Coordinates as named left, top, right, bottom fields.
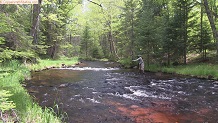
left=0, top=0, right=217, bottom=65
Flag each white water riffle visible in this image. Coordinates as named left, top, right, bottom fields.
left=125, top=86, right=172, bottom=100
left=86, top=98, right=101, bottom=104
left=107, top=86, right=171, bottom=101
left=55, top=67, right=119, bottom=71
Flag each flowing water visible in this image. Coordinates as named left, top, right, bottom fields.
left=25, top=61, right=218, bottom=123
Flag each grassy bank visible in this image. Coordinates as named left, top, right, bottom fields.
left=28, top=57, right=79, bottom=71
left=0, top=58, right=78, bottom=122
left=146, top=63, right=218, bottom=80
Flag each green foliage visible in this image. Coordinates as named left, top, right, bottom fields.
left=92, top=47, right=103, bottom=59
left=0, top=49, right=14, bottom=62
left=0, top=49, right=36, bottom=63
left=0, top=37, right=5, bottom=45
left=171, top=64, right=218, bottom=78
left=28, top=57, right=79, bottom=71
left=39, top=0, right=83, bottom=59
left=0, top=60, right=62, bottom=122
left=145, top=63, right=218, bottom=79
left=135, top=0, right=164, bottom=65
left=0, top=0, right=217, bottom=63
left=63, top=0, right=218, bottom=63
left=80, top=24, right=91, bottom=57
left=24, top=103, right=61, bottom=123
left=0, top=9, right=38, bottom=63
left=116, top=0, right=139, bottom=59
left=0, top=90, right=16, bottom=112
left=118, top=57, right=134, bottom=68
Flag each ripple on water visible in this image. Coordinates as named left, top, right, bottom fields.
left=86, top=98, right=101, bottom=104
left=106, top=86, right=172, bottom=100
left=55, top=67, right=119, bottom=71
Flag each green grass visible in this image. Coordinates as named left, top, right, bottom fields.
left=28, top=57, right=79, bottom=71
left=0, top=61, right=61, bottom=123
left=146, top=63, right=218, bottom=79
left=24, top=103, right=62, bottom=123
left=0, top=58, right=79, bottom=123
left=174, top=64, right=218, bottom=78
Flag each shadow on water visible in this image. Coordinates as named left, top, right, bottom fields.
left=25, top=61, right=218, bottom=123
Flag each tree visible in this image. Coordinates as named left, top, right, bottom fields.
left=135, top=0, right=166, bottom=66
left=165, top=0, right=196, bottom=64
left=80, top=24, right=91, bottom=57
left=90, top=0, right=124, bottom=60
left=40, top=0, right=82, bottom=59
left=203, top=0, right=218, bottom=61
left=30, top=0, right=42, bottom=44
left=193, top=1, right=212, bottom=60
left=0, top=5, right=36, bottom=62
left=116, top=0, right=139, bottom=60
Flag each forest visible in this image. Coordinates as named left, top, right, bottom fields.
left=0, top=0, right=217, bottom=66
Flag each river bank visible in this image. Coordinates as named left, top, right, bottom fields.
left=118, top=58, right=218, bottom=80
left=0, top=58, right=78, bottom=122
left=145, top=63, right=218, bottom=80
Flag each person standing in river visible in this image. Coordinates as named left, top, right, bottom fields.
left=132, top=55, right=144, bottom=73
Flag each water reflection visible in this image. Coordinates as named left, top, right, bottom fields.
left=56, top=67, right=119, bottom=71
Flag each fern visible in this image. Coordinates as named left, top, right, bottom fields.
left=0, top=90, right=15, bottom=112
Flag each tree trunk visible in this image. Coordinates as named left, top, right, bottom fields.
left=30, top=0, right=42, bottom=44
left=130, top=8, right=134, bottom=60
left=147, top=39, right=150, bottom=67
left=203, top=0, right=218, bottom=61
left=183, top=0, right=188, bottom=65
left=167, top=46, right=170, bottom=66
left=108, top=21, right=116, bottom=59
left=201, top=0, right=204, bottom=60
left=85, top=40, right=88, bottom=57
left=108, top=31, right=113, bottom=55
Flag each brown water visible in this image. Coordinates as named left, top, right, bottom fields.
left=25, top=61, right=218, bottom=123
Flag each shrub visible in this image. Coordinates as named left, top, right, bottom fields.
left=0, top=90, right=16, bottom=112
left=118, top=58, right=135, bottom=68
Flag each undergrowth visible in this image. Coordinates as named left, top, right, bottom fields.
left=146, top=63, right=218, bottom=79
left=27, top=57, right=78, bottom=71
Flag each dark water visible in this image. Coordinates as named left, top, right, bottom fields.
left=25, top=61, right=218, bottom=123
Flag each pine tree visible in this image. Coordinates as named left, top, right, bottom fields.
left=80, top=24, right=91, bottom=58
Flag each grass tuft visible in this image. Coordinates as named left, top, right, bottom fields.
left=146, top=63, right=218, bottom=79
left=28, top=57, right=78, bottom=71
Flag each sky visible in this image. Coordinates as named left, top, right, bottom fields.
left=82, top=0, right=89, bottom=13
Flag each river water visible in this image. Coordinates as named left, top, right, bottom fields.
left=25, top=61, right=218, bottom=123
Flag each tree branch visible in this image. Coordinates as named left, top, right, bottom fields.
left=194, top=0, right=218, bottom=18
left=87, top=0, right=102, bottom=7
